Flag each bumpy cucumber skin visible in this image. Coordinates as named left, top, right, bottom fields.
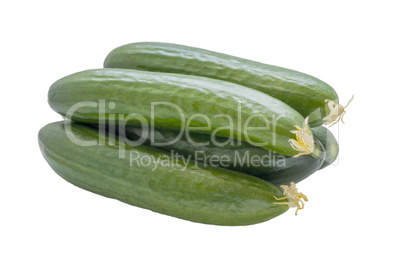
left=38, top=122, right=289, bottom=226
left=311, top=126, right=339, bottom=169
left=125, top=127, right=325, bottom=186
left=104, top=42, right=338, bottom=126
left=48, top=68, right=306, bottom=157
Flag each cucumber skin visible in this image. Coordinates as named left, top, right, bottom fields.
left=38, top=122, right=289, bottom=226
left=48, top=68, right=306, bottom=157
left=104, top=42, right=338, bottom=126
left=311, top=126, right=339, bottom=169
left=125, top=127, right=325, bottom=186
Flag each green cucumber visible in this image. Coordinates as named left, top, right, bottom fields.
left=125, top=127, right=325, bottom=185
left=38, top=121, right=290, bottom=226
left=104, top=42, right=338, bottom=126
left=48, top=68, right=307, bottom=157
left=311, top=126, right=339, bottom=169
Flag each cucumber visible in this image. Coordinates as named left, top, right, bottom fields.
left=125, top=127, right=325, bottom=185
left=104, top=42, right=338, bottom=126
left=38, top=121, right=290, bottom=226
left=311, top=126, right=339, bottom=169
left=48, top=68, right=308, bottom=157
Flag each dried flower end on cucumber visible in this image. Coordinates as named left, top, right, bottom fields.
left=274, top=182, right=308, bottom=216
left=323, top=95, right=354, bottom=127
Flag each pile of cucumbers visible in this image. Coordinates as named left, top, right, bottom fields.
left=39, top=42, right=343, bottom=226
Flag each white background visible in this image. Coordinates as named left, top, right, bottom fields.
left=1, top=1, right=401, bottom=264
